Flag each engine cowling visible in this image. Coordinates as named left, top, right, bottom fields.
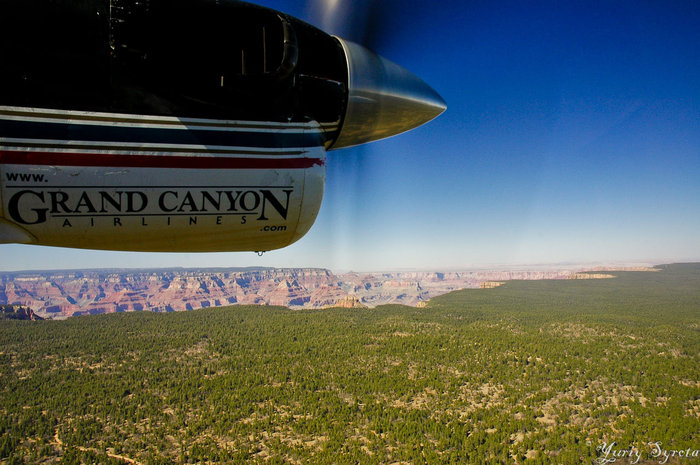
left=0, top=0, right=445, bottom=253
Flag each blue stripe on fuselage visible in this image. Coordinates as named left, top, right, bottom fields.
left=0, top=119, right=325, bottom=148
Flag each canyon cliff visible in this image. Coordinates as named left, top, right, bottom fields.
left=0, top=267, right=577, bottom=319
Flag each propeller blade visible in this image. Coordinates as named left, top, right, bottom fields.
left=307, top=0, right=391, bottom=51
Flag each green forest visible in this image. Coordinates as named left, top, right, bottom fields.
left=1, top=263, right=699, bottom=464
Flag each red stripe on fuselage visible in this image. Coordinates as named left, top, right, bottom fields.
left=0, top=150, right=324, bottom=169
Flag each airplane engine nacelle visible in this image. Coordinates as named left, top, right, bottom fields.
left=0, top=0, right=444, bottom=253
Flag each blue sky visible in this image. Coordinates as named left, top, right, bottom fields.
left=1, top=0, right=699, bottom=271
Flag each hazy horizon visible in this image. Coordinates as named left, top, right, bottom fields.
left=1, top=258, right=697, bottom=275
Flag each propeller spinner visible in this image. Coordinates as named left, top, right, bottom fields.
left=310, top=0, right=446, bottom=148
left=331, top=38, right=446, bottom=149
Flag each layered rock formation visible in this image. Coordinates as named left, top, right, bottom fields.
left=0, top=267, right=579, bottom=319
left=329, top=295, right=367, bottom=309
left=0, top=304, right=44, bottom=320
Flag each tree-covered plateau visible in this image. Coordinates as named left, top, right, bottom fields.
left=1, top=263, right=698, bottom=464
